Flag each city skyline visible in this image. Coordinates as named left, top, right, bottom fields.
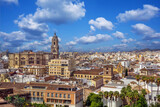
left=0, top=0, right=160, bottom=52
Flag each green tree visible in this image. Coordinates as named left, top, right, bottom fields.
left=120, top=93, right=125, bottom=107
left=141, top=89, right=147, bottom=97
left=136, top=95, right=147, bottom=107
left=90, top=101, right=103, bottom=107
left=157, top=95, right=160, bottom=102
left=85, top=93, right=95, bottom=106
left=85, top=93, right=103, bottom=107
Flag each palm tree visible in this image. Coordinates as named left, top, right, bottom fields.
left=150, top=76, right=155, bottom=101
left=146, top=77, right=150, bottom=104
left=142, top=76, right=146, bottom=89
left=121, top=87, right=127, bottom=95
left=114, top=91, right=119, bottom=101
left=99, top=91, right=103, bottom=99
left=114, top=91, right=119, bottom=107
left=156, top=78, right=160, bottom=95
left=109, top=91, right=113, bottom=107
left=136, top=75, right=141, bottom=91
left=5, top=96, right=12, bottom=103
left=133, top=90, right=139, bottom=106
left=120, top=93, right=125, bottom=107
left=141, top=89, right=147, bottom=97
left=127, top=91, right=134, bottom=107
left=104, top=91, right=109, bottom=107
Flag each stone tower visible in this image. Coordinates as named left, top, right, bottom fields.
left=51, top=33, right=59, bottom=58
left=103, top=65, right=114, bottom=84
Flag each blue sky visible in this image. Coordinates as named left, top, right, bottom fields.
left=0, top=0, right=160, bottom=52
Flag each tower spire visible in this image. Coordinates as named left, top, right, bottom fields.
left=51, top=33, right=59, bottom=58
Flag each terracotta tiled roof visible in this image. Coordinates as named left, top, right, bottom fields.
left=0, top=82, right=26, bottom=90
left=73, top=68, right=103, bottom=75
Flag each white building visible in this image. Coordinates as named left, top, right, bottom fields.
left=100, top=83, right=127, bottom=107
left=0, top=62, right=4, bottom=69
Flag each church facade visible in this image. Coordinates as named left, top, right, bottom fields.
left=9, top=33, right=59, bottom=68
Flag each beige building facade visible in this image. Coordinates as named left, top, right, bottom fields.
left=48, top=59, right=75, bottom=78
left=9, top=33, right=59, bottom=69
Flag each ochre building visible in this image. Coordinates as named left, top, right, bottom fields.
left=9, top=33, right=59, bottom=68
left=48, top=59, right=75, bottom=78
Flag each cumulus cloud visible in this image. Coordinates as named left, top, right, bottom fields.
left=112, top=31, right=125, bottom=39
left=117, top=4, right=159, bottom=22
left=0, top=0, right=18, bottom=5
left=89, top=17, right=114, bottom=31
left=0, top=31, right=26, bottom=41
left=66, top=34, right=112, bottom=45
left=16, top=0, right=85, bottom=26
left=121, top=38, right=136, bottom=43
left=0, top=31, right=27, bottom=51
left=90, top=25, right=95, bottom=32
left=112, top=44, right=129, bottom=51
left=152, top=41, right=160, bottom=44
left=15, top=14, right=49, bottom=39
left=66, top=41, right=77, bottom=46
left=132, top=23, right=160, bottom=39
left=14, top=0, right=85, bottom=40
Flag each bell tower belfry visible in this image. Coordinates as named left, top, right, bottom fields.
left=51, top=33, right=59, bottom=58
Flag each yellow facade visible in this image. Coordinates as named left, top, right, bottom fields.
left=74, top=74, right=99, bottom=80
left=48, top=59, right=74, bottom=77
left=117, top=62, right=124, bottom=74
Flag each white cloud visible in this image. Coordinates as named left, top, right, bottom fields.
left=90, top=25, right=95, bottom=32
left=66, top=34, right=112, bottom=46
left=117, top=4, right=159, bottom=22
left=0, top=31, right=26, bottom=41
left=113, top=43, right=127, bottom=47
left=1, top=0, right=18, bottom=5
left=17, top=0, right=85, bottom=26
left=66, top=41, right=77, bottom=46
left=89, top=17, right=114, bottom=31
left=112, top=31, right=125, bottom=39
left=121, top=38, right=136, bottom=43
left=152, top=41, right=160, bottom=44
left=132, top=23, right=160, bottom=39
left=15, top=14, right=49, bottom=38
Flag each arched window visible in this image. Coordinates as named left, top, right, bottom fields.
left=29, top=57, right=34, bottom=64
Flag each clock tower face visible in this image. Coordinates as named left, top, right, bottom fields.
left=51, top=33, right=59, bottom=58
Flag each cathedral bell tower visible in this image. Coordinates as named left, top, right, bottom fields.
left=51, top=33, right=59, bottom=58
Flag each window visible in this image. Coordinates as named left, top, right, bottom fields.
left=37, top=92, right=39, bottom=96
left=59, top=94, right=62, bottom=98
left=68, top=94, right=70, bottom=98
left=55, top=93, right=58, bottom=97
left=47, top=93, right=50, bottom=97
left=51, top=93, right=54, bottom=97
left=64, top=94, right=66, bottom=98
left=33, top=92, right=35, bottom=96
left=29, top=57, right=34, bottom=64
left=41, top=92, right=43, bottom=97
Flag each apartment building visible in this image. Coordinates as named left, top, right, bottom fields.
left=23, top=82, right=83, bottom=107
left=73, top=68, right=103, bottom=80
left=23, top=65, right=47, bottom=76
left=48, top=59, right=75, bottom=78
